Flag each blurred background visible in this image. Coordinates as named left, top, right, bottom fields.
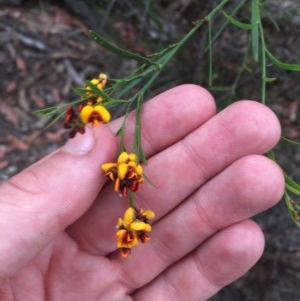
left=0, top=0, right=300, bottom=299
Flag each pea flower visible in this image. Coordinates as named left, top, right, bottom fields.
left=79, top=104, right=111, bottom=127
left=101, top=152, right=144, bottom=196
left=84, top=73, right=108, bottom=103
left=63, top=106, right=85, bottom=138
left=116, top=206, right=155, bottom=257
left=63, top=73, right=110, bottom=137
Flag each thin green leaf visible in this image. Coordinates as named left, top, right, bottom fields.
left=85, top=80, right=113, bottom=102
left=284, top=173, right=300, bottom=195
left=73, top=87, right=88, bottom=96
left=104, top=99, right=127, bottom=109
left=267, top=150, right=275, bottom=161
left=207, top=0, right=247, bottom=51
left=117, top=105, right=130, bottom=153
left=89, top=30, right=157, bottom=67
left=208, top=18, right=213, bottom=86
left=286, top=183, right=300, bottom=196
left=134, top=93, right=147, bottom=163
left=284, top=191, right=300, bottom=227
left=222, top=11, right=256, bottom=30
left=116, top=126, right=124, bottom=137
left=281, top=136, right=300, bottom=146
left=251, top=0, right=259, bottom=62
left=33, top=106, right=59, bottom=116
left=143, top=172, right=157, bottom=188
left=264, top=76, right=277, bottom=82
left=266, top=49, right=300, bottom=71
left=44, top=111, right=65, bottom=129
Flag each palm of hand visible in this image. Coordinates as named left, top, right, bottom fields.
left=0, top=86, right=284, bottom=301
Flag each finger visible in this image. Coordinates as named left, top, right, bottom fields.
left=111, top=155, right=284, bottom=290
left=0, top=124, right=116, bottom=278
left=68, top=85, right=216, bottom=250
left=108, top=84, right=216, bottom=156
left=69, top=100, right=281, bottom=255
left=132, top=219, right=264, bottom=301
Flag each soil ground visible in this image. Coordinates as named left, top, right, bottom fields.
left=1, top=1, right=300, bottom=300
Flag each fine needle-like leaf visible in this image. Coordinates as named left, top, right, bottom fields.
left=251, top=0, right=259, bottom=62
left=266, top=49, right=300, bottom=71
left=222, top=11, right=257, bottom=30
left=89, top=30, right=158, bottom=67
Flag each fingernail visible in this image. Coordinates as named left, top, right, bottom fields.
left=63, top=126, right=95, bottom=155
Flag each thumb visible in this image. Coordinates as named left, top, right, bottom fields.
left=0, top=124, right=116, bottom=277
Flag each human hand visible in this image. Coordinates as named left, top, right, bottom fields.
left=0, top=85, right=284, bottom=300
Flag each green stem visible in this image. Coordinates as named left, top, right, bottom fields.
left=134, top=93, right=146, bottom=163
left=117, top=0, right=230, bottom=99
left=208, top=17, right=213, bottom=86
left=129, top=191, right=135, bottom=207
left=257, top=3, right=267, bottom=105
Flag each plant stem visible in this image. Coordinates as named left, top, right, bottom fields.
left=256, top=2, right=267, bottom=105
left=118, top=0, right=230, bottom=99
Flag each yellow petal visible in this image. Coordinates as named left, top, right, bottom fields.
left=117, top=217, right=123, bottom=228
left=143, top=209, right=155, bottom=220
left=128, top=153, right=137, bottom=162
left=94, top=105, right=111, bottom=123
left=127, top=161, right=143, bottom=176
left=117, top=152, right=129, bottom=164
left=101, top=162, right=117, bottom=172
left=96, top=96, right=103, bottom=104
left=79, top=105, right=94, bottom=124
left=91, top=78, right=100, bottom=85
left=130, top=220, right=149, bottom=231
left=135, top=164, right=143, bottom=176
left=124, top=207, right=135, bottom=226
left=118, top=163, right=129, bottom=180
left=143, top=223, right=152, bottom=232
left=98, top=73, right=107, bottom=89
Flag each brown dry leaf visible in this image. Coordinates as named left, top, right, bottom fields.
left=0, top=160, right=9, bottom=169
left=0, top=145, right=7, bottom=158
left=53, top=6, right=72, bottom=26
left=282, top=126, right=300, bottom=139
left=28, top=87, right=46, bottom=108
left=5, top=81, right=17, bottom=93
left=52, top=87, right=61, bottom=103
left=16, top=55, right=27, bottom=74
left=45, top=129, right=65, bottom=142
left=288, top=99, right=299, bottom=123
left=18, top=89, right=30, bottom=112
left=0, top=103, right=19, bottom=126
left=7, top=134, right=29, bottom=151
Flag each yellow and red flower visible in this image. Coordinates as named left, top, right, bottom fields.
left=116, top=206, right=155, bottom=257
left=79, top=104, right=111, bottom=127
left=63, top=73, right=110, bottom=138
left=101, top=152, right=144, bottom=196
left=63, top=106, right=85, bottom=138
left=63, top=103, right=111, bottom=137
left=83, top=73, right=108, bottom=104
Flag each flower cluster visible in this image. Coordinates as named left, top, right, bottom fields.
left=101, top=152, right=144, bottom=197
left=63, top=73, right=110, bottom=138
left=116, top=207, right=155, bottom=258
left=101, top=151, right=155, bottom=257
left=62, top=72, right=155, bottom=258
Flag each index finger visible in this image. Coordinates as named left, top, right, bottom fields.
left=109, top=84, right=216, bottom=156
